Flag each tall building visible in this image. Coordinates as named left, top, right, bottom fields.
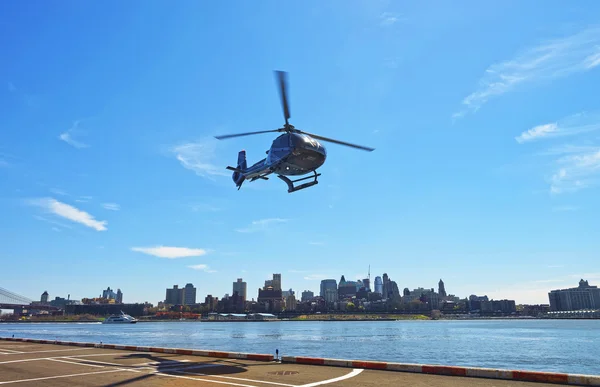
left=103, top=287, right=117, bottom=300
left=301, top=290, right=314, bottom=302
left=233, top=278, right=247, bottom=302
left=41, top=291, right=49, bottom=303
left=116, top=289, right=123, bottom=304
left=272, top=274, right=282, bottom=291
left=374, top=276, right=383, bottom=295
left=320, top=279, right=337, bottom=297
left=438, top=279, right=447, bottom=298
left=165, top=285, right=182, bottom=305
left=362, top=278, right=371, bottom=292
left=381, top=273, right=401, bottom=301
left=548, top=279, right=600, bottom=311
left=183, top=283, right=196, bottom=305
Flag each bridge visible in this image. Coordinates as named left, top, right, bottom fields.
left=0, top=287, right=59, bottom=311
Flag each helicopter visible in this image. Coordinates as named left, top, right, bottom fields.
left=214, top=71, right=375, bottom=193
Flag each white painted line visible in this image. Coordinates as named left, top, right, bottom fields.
left=0, top=349, right=24, bottom=354
left=0, top=358, right=48, bottom=365
left=59, top=357, right=142, bottom=373
left=0, top=348, right=91, bottom=355
left=47, top=358, right=105, bottom=368
left=298, top=369, right=363, bottom=387
left=154, top=372, right=259, bottom=387
left=58, top=352, right=144, bottom=358
left=176, top=370, right=297, bottom=387
left=0, top=369, right=124, bottom=385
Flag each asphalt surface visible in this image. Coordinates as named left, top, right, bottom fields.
left=0, top=341, right=563, bottom=386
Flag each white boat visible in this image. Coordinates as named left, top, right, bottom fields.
left=102, top=311, right=138, bottom=324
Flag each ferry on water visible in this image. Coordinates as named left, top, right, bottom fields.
left=102, top=311, right=138, bottom=324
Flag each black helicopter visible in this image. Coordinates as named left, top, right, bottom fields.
left=215, top=71, right=375, bottom=193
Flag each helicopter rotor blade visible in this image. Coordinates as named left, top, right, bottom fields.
left=275, top=70, right=291, bottom=126
left=297, top=130, right=375, bottom=152
left=214, top=129, right=282, bottom=140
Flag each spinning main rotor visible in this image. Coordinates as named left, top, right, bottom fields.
left=214, top=71, right=375, bottom=152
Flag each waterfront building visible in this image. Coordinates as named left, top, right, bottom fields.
left=116, top=289, right=123, bottom=304
left=233, top=278, right=247, bottom=302
left=165, top=285, right=182, bottom=305
left=40, top=291, right=49, bottom=304
left=548, top=279, right=600, bottom=311
left=183, top=283, right=196, bottom=305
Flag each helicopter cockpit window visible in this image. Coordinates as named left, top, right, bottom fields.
left=273, top=135, right=289, bottom=149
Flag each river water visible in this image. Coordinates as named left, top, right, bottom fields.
left=1, top=319, right=598, bottom=375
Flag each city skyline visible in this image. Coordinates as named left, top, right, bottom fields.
left=18, top=273, right=598, bottom=308
left=2, top=3, right=600, bottom=308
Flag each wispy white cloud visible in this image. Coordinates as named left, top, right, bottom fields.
left=102, top=203, right=120, bottom=211
left=309, top=241, right=325, bottom=246
left=569, top=272, right=600, bottom=280
left=75, top=196, right=93, bottom=203
left=379, top=12, right=403, bottom=26
left=516, top=112, right=600, bottom=143
left=454, top=26, right=600, bottom=118
left=188, top=264, right=217, bottom=273
left=549, top=148, right=600, bottom=194
left=131, top=246, right=208, bottom=259
left=532, top=279, right=565, bottom=283
left=235, top=218, right=288, bottom=233
left=33, top=215, right=73, bottom=230
left=0, top=151, right=17, bottom=168
left=59, top=120, right=89, bottom=149
left=516, top=123, right=558, bottom=143
left=28, top=198, right=107, bottom=231
left=304, top=274, right=328, bottom=281
left=50, top=188, right=68, bottom=196
left=170, top=140, right=229, bottom=179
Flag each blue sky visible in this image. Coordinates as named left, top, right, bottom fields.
left=1, top=1, right=599, bottom=306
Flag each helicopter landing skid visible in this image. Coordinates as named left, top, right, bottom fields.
left=277, top=170, right=321, bottom=193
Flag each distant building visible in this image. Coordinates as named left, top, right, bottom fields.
left=548, top=279, right=600, bottom=311
left=233, top=278, right=247, bottom=302
left=362, top=278, right=371, bottom=292
left=438, top=279, right=447, bottom=298
left=116, top=289, right=123, bottom=304
left=320, top=279, right=337, bottom=298
left=374, top=276, right=383, bottom=295
left=272, top=274, right=282, bottom=291
left=257, top=286, right=283, bottom=312
left=40, top=291, right=49, bottom=304
left=165, top=285, right=182, bottom=305
left=102, top=287, right=117, bottom=300
left=183, top=283, right=196, bottom=305
left=301, top=290, right=314, bottom=302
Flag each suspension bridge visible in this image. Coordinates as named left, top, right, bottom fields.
left=0, top=287, right=58, bottom=311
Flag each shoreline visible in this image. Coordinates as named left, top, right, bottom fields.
left=1, top=316, right=598, bottom=323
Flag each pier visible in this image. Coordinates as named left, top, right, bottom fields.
left=2, top=338, right=599, bottom=386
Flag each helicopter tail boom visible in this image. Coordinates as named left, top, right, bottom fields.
left=231, top=150, right=247, bottom=189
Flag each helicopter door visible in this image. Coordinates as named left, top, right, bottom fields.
left=268, top=135, right=290, bottom=163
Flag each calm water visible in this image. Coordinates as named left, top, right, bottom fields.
left=1, top=319, right=598, bottom=375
